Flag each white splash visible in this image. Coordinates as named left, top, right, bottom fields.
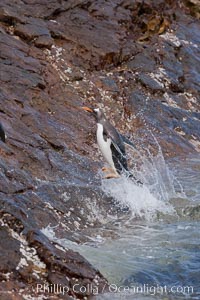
left=101, top=139, right=180, bottom=221
left=101, top=176, right=174, bottom=221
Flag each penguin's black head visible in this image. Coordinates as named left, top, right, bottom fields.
left=82, top=107, right=104, bottom=122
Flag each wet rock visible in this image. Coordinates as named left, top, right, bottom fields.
left=182, top=204, right=200, bottom=220
left=183, top=0, right=200, bottom=18
left=27, top=230, right=108, bottom=298
left=94, top=77, right=119, bottom=93
left=0, top=6, right=26, bottom=24
left=137, top=73, right=164, bottom=92
left=0, top=226, right=21, bottom=273
left=34, top=35, right=54, bottom=48
left=127, top=52, right=157, bottom=73
left=0, top=186, right=109, bottom=299
left=0, top=0, right=200, bottom=298
left=14, top=18, right=53, bottom=48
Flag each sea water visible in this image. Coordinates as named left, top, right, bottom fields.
left=42, top=150, right=200, bottom=300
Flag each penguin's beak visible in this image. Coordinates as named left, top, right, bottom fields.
left=81, top=106, right=93, bottom=113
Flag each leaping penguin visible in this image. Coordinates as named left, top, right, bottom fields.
left=82, top=106, right=142, bottom=184
left=0, top=122, right=6, bottom=143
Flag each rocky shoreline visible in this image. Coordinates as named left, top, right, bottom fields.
left=0, top=0, right=199, bottom=299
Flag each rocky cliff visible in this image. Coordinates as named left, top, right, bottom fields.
left=0, top=0, right=200, bottom=299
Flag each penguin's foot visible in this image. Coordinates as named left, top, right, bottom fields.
left=102, top=167, right=115, bottom=173
left=104, top=173, right=120, bottom=179
left=102, top=166, right=108, bottom=172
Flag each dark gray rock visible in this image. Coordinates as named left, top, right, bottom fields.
left=0, top=0, right=200, bottom=298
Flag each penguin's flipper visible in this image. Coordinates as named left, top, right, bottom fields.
left=103, top=124, right=126, bottom=157
left=121, top=135, right=136, bottom=149
left=110, top=139, right=126, bottom=158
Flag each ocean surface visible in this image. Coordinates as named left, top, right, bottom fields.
left=42, top=152, right=200, bottom=300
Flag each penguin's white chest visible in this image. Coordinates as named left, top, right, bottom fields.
left=96, top=123, right=115, bottom=169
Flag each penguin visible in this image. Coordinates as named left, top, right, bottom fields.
left=0, top=122, right=6, bottom=143
left=82, top=106, right=142, bottom=184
